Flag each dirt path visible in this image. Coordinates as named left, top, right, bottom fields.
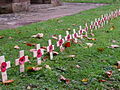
left=0, top=3, right=107, bottom=30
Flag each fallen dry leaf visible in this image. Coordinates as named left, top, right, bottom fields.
left=8, top=36, right=13, bottom=39
left=109, top=45, right=120, bottom=48
left=26, top=43, right=36, bottom=47
left=3, top=80, right=14, bottom=84
left=106, top=70, right=112, bottom=78
left=27, top=67, right=42, bottom=72
left=88, top=38, right=96, bottom=41
left=67, top=55, right=76, bottom=58
left=60, top=47, right=65, bottom=52
left=41, top=46, right=47, bottom=50
left=81, top=78, right=88, bottom=82
left=86, top=43, right=93, bottom=47
left=45, top=65, right=51, bottom=70
left=0, top=36, right=4, bottom=39
left=14, top=45, right=20, bottom=49
left=60, top=75, right=70, bottom=84
left=90, top=33, right=95, bottom=36
left=97, top=48, right=105, bottom=52
left=43, top=56, right=48, bottom=61
left=110, top=26, right=115, bottom=30
left=31, top=33, right=44, bottom=38
left=99, top=79, right=107, bottom=82
left=53, top=51, right=59, bottom=56
left=76, top=65, right=80, bottom=68
left=52, top=35, right=58, bottom=40
left=29, top=49, right=36, bottom=52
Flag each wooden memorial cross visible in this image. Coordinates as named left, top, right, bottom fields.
left=101, top=15, right=104, bottom=27
left=33, top=44, right=44, bottom=65
left=15, top=50, right=29, bottom=72
left=85, top=23, right=88, bottom=32
left=47, top=40, right=54, bottom=60
left=72, top=29, right=78, bottom=43
left=0, top=56, right=11, bottom=82
left=65, top=31, right=72, bottom=42
left=57, top=35, right=64, bottom=50
left=90, top=21, right=94, bottom=35
left=78, top=26, right=83, bottom=39
left=94, top=18, right=98, bottom=30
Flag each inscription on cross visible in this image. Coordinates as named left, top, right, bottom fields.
left=15, top=50, right=29, bottom=72
left=33, top=44, right=44, bottom=65
left=0, top=56, right=11, bottom=82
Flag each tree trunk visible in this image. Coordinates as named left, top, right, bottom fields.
left=51, top=0, right=62, bottom=6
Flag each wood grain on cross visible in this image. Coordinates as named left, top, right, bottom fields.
left=47, top=40, right=54, bottom=60
left=33, top=44, right=44, bottom=65
left=0, top=56, right=11, bottom=82
left=15, top=50, right=29, bottom=72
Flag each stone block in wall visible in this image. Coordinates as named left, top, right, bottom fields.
left=0, top=4, right=12, bottom=14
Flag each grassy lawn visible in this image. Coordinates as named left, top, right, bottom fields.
left=0, top=4, right=120, bottom=90
left=62, top=0, right=119, bottom=4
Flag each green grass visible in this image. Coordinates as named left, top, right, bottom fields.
left=62, top=0, right=119, bottom=4
left=0, top=4, right=120, bottom=90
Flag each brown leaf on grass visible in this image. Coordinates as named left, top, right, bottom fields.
left=53, top=51, right=59, bottom=56
left=52, top=35, right=58, bottom=40
left=67, top=55, right=76, bottom=58
left=109, top=45, right=120, bottom=48
left=8, top=36, right=13, bottom=39
left=31, top=33, right=44, bottom=38
left=110, top=26, right=115, bottom=30
left=112, top=40, right=117, bottom=43
left=3, top=80, right=14, bottom=84
left=27, top=67, right=42, bottom=72
left=14, top=45, right=20, bottom=49
left=81, top=78, right=88, bottom=82
left=45, top=65, right=51, bottom=70
left=76, top=65, right=80, bottom=68
left=99, top=79, right=107, bottom=82
left=60, top=75, right=70, bottom=84
left=87, top=38, right=96, bottom=41
left=26, top=43, right=36, bottom=47
left=67, top=28, right=71, bottom=31
left=117, top=61, right=120, bottom=69
left=86, top=43, right=93, bottom=47
left=43, top=56, right=48, bottom=61
left=60, top=47, right=65, bottom=52
left=72, top=24, right=77, bottom=26
left=0, top=36, right=4, bottom=39
left=106, top=71, right=112, bottom=78
left=90, top=33, right=95, bottom=36
left=29, top=49, right=36, bottom=52
left=41, top=46, right=47, bottom=50
left=97, top=48, right=105, bottom=52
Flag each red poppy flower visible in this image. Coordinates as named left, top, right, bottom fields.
left=74, top=33, right=78, bottom=38
left=79, top=30, right=83, bottom=35
left=37, top=49, right=42, bottom=58
left=19, top=56, right=25, bottom=65
left=49, top=45, right=53, bottom=52
left=59, top=39, right=63, bottom=46
left=64, top=42, right=71, bottom=47
left=1, top=62, right=7, bottom=72
left=67, top=35, right=70, bottom=41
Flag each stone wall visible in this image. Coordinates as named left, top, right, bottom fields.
left=31, top=0, right=51, bottom=4
left=0, top=0, right=30, bottom=14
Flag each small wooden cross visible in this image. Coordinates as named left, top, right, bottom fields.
left=85, top=23, right=88, bottom=32
left=101, top=15, right=104, bottom=27
left=57, top=35, right=64, bottom=49
left=33, top=44, right=44, bottom=65
left=15, top=50, right=29, bottom=72
left=90, top=21, right=94, bottom=34
left=47, top=40, right=54, bottom=60
left=78, top=26, right=83, bottom=39
left=97, top=18, right=101, bottom=28
left=65, top=31, right=72, bottom=41
left=72, top=29, right=78, bottom=43
left=0, top=56, right=11, bottom=82
left=94, top=18, right=98, bottom=30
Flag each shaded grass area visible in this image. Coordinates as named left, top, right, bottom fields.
left=0, top=4, right=120, bottom=89
left=62, top=0, right=119, bottom=4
